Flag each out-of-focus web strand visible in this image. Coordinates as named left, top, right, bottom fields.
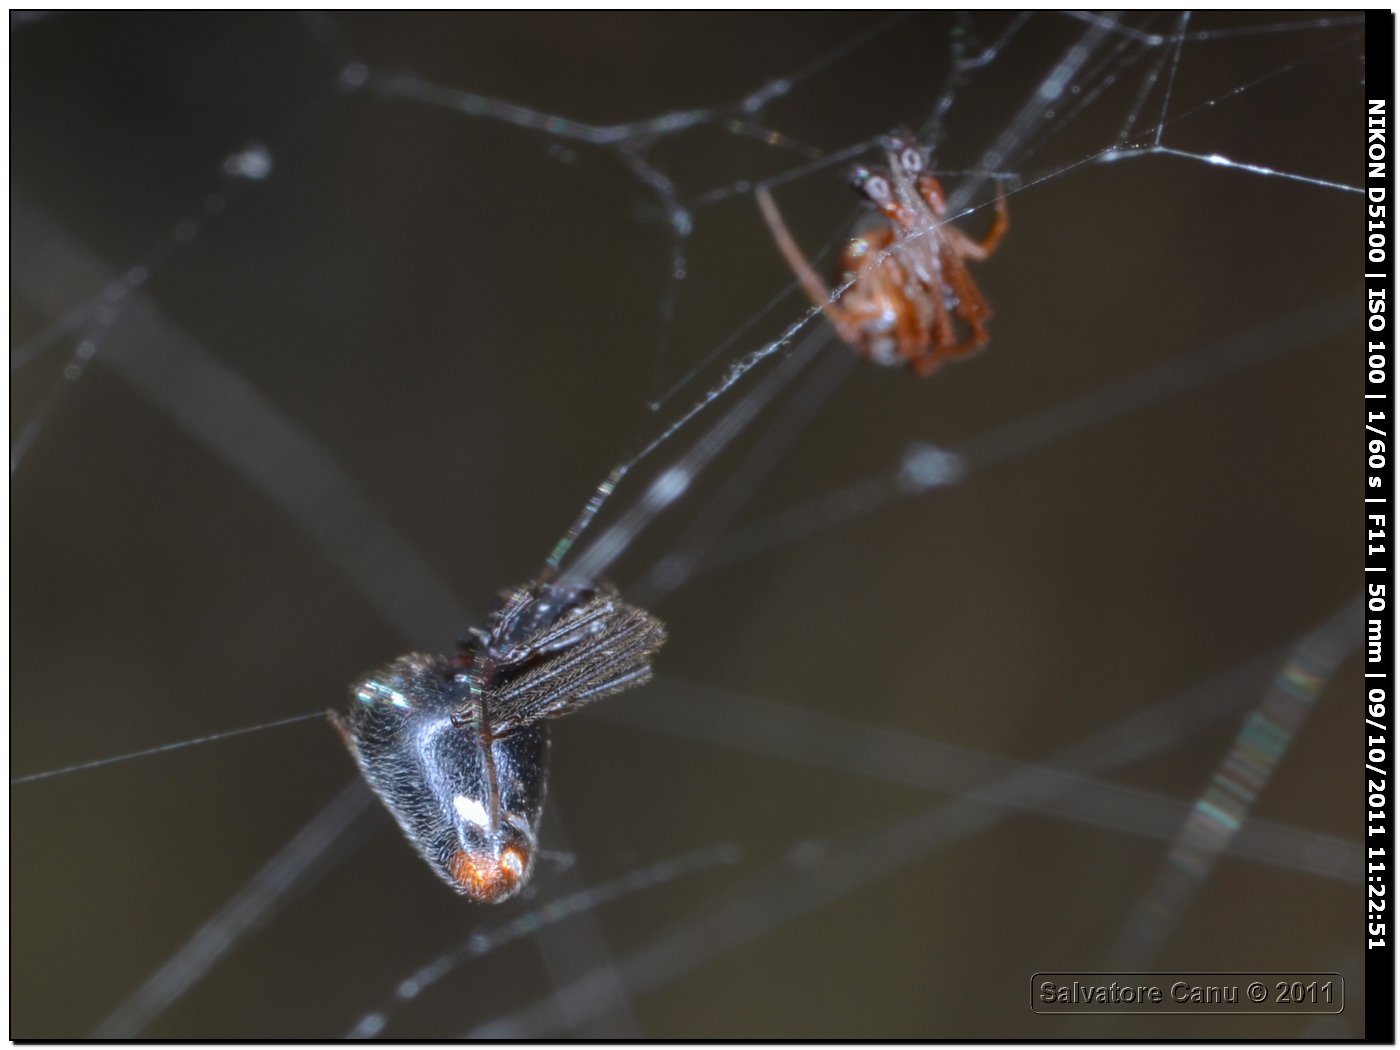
left=10, top=29, right=363, bottom=474
left=1106, top=595, right=1363, bottom=970
left=601, top=669, right=1362, bottom=884
left=352, top=8, right=910, bottom=370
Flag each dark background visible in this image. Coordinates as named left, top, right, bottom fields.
left=12, top=11, right=1366, bottom=1038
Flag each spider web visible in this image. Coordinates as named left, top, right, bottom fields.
left=10, top=11, right=1369, bottom=1039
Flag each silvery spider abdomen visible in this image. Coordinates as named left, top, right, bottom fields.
left=334, top=654, right=548, bottom=902
left=334, top=579, right=666, bottom=903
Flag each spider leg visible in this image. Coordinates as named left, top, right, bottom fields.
left=941, top=248, right=993, bottom=326
left=912, top=319, right=989, bottom=377
left=943, top=234, right=996, bottom=352
left=490, top=594, right=617, bottom=668
left=892, top=275, right=932, bottom=364
left=493, top=663, right=656, bottom=735
left=905, top=261, right=959, bottom=376
left=755, top=184, right=859, bottom=343
left=917, top=173, right=948, bottom=218
left=572, top=665, right=653, bottom=700
left=910, top=316, right=987, bottom=376
left=485, top=602, right=667, bottom=737
left=939, top=329, right=991, bottom=366
left=444, top=672, right=504, bottom=829
left=909, top=352, right=944, bottom=379
left=947, top=182, right=1009, bottom=261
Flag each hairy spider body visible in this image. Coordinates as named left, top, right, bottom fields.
left=334, top=578, right=666, bottom=902
left=757, top=131, right=1008, bottom=377
left=335, top=656, right=548, bottom=902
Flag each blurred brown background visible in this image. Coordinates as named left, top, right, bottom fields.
left=12, top=11, right=1365, bottom=1038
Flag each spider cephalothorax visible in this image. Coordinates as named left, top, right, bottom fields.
left=757, top=130, right=1009, bottom=377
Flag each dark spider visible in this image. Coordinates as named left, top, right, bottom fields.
left=332, top=577, right=666, bottom=902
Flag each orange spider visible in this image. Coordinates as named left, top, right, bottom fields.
left=756, top=132, right=1009, bottom=378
